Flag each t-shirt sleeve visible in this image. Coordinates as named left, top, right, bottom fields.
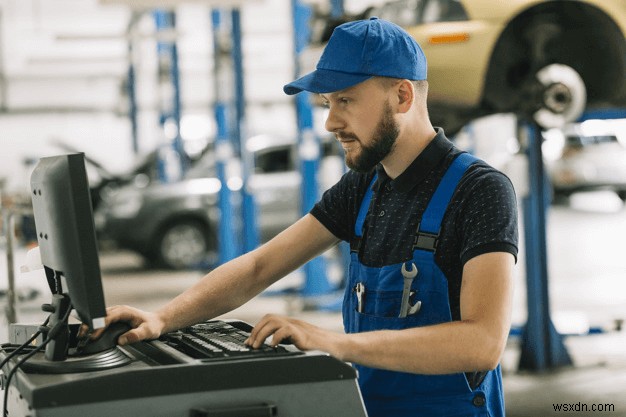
left=310, top=170, right=369, bottom=243
left=456, top=168, right=519, bottom=264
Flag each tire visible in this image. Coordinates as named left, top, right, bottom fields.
left=485, top=17, right=589, bottom=129
left=155, top=220, right=212, bottom=270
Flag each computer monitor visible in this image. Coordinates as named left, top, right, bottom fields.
left=30, top=153, right=107, bottom=332
left=9, top=152, right=131, bottom=374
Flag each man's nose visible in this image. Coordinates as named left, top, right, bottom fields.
left=324, top=108, right=344, bottom=133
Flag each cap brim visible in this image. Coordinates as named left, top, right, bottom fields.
left=283, top=68, right=373, bottom=95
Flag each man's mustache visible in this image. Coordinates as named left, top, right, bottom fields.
left=336, top=132, right=359, bottom=141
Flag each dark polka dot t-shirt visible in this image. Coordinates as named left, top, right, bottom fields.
left=310, top=128, right=519, bottom=321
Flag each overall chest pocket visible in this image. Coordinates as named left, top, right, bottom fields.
left=346, top=258, right=451, bottom=331
left=349, top=283, right=452, bottom=331
left=359, top=289, right=416, bottom=318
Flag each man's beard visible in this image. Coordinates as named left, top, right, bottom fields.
left=344, top=102, right=399, bottom=173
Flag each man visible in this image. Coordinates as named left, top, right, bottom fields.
left=103, top=17, right=518, bottom=417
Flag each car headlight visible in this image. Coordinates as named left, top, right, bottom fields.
left=110, top=189, right=144, bottom=219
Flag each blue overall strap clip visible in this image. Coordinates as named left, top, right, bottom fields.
left=351, top=173, right=378, bottom=252
left=414, top=152, right=480, bottom=252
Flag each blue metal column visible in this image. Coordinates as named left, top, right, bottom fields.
left=292, top=0, right=332, bottom=296
left=330, top=0, right=344, bottom=17
left=211, top=9, right=239, bottom=264
left=231, top=9, right=259, bottom=253
left=329, top=0, right=351, bottom=296
left=127, top=40, right=139, bottom=154
left=577, top=108, right=626, bottom=121
left=154, top=10, right=187, bottom=182
left=518, top=120, right=572, bottom=371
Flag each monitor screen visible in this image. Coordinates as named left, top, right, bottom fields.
left=30, top=153, right=106, bottom=331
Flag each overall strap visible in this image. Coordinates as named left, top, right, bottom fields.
left=414, top=152, right=479, bottom=252
left=350, top=173, right=378, bottom=252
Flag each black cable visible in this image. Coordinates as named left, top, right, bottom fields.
left=0, top=317, right=50, bottom=371
left=2, top=338, right=48, bottom=417
left=3, top=308, right=70, bottom=417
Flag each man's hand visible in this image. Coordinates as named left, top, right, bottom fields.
left=88, top=305, right=166, bottom=345
left=245, top=314, right=346, bottom=357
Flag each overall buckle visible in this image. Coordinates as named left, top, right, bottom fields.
left=350, top=238, right=362, bottom=253
left=413, top=225, right=439, bottom=252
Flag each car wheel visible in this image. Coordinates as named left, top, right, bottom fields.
left=617, top=190, right=626, bottom=203
left=156, top=220, right=212, bottom=270
left=531, top=63, right=587, bottom=130
left=485, top=15, right=592, bottom=130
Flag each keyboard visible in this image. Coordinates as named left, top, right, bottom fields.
left=161, top=320, right=303, bottom=361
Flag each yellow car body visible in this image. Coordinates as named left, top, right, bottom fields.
left=411, top=0, right=626, bottom=106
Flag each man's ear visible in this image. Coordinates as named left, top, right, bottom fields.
left=396, top=79, right=414, bottom=113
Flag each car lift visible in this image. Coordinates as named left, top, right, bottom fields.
left=122, top=1, right=260, bottom=267
left=126, top=10, right=185, bottom=180
left=518, top=119, right=572, bottom=371
left=291, top=0, right=333, bottom=297
left=518, top=107, right=626, bottom=371
left=261, top=0, right=344, bottom=305
left=154, top=9, right=188, bottom=184
left=211, top=9, right=241, bottom=264
left=210, top=7, right=261, bottom=264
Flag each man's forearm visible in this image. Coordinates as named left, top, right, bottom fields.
left=322, top=253, right=514, bottom=375
left=153, top=217, right=338, bottom=334
left=332, top=319, right=507, bottom=375
left=155, top=251, right=265, bottom=333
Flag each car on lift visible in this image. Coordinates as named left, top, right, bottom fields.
left=547, top=121, right=626, bottom=201
left=307, top=0, right=626, bottom=135
left=93, top=135, right=342, bottom=270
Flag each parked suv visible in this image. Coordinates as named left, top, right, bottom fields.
left=308, top=0, right=626, bottom=135
left=94, top=135, right=341, bottom=269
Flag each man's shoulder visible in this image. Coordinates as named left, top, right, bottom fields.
left=463, top=157, right=515, bottom=188
left=441, top=150, right=518, bottom=203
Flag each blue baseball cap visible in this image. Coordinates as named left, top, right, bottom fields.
left=284, top=17, right=427, bottom=95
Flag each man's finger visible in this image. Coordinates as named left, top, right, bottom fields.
left=248, top=318, right=282, bottom=348
left=270, top=327, right=294, bottom=347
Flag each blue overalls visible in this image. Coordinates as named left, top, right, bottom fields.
left=342, top=153, right=505, bottom=417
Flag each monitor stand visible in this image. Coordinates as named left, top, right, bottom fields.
left=15, top=293, right=131, bottom=374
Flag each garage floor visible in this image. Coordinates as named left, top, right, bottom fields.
left=2, top=191, right=626, bottom=416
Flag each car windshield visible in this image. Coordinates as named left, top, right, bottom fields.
left=422, top=0, right=468, bottom=23
left=370, top=0, right=468, bottom=26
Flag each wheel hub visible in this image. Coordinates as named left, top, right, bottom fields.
left=543, top=82, right=572, bottom=114
left=533, top=64, right=586, bottom=129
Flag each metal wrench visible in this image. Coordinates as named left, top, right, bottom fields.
left=399, top=262, right=421, bottom=318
